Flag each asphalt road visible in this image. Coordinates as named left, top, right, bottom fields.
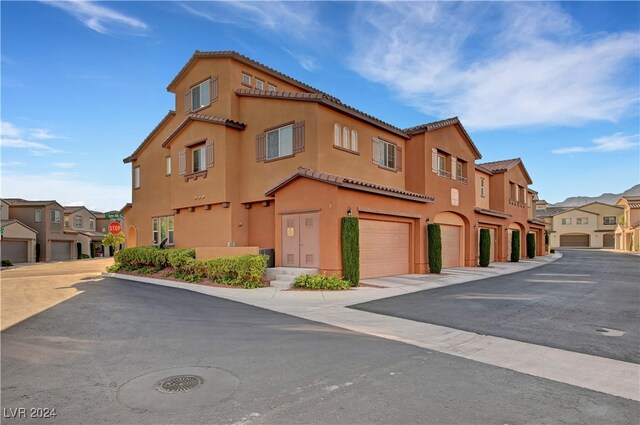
left=352, top=249, right=640, bottom=364
left=1, top=268, right=638, bottom=424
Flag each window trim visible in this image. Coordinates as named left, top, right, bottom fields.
left=561, top=218, right=572, bottom=225
left=255, top=78, right=264, bottom=90
left=603, top=216, right=616, bottom=225
left=74, top=215, right=82, bottom=228
left=192, top=145, right=206, bottom=173
left=268, top=83, right=277, bottom=92
left=480, top=177, right=486, bottom=198
left=51, top=209, right=61, bottom=223
left=373, top=137, right=398, bottom=171
left=35, top=208, right=42, bottom=223
left=152, top=215, right=175, bottom=246
left=190, top=78, right=211, bottom=112
left=266, top=124, right=294, bottom=161
left=242, top=72, right=252, bottom=87
left=89, top=217, right=95, bottom=230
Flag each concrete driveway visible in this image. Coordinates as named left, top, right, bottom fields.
left=352, top=249, right=640, bottom=363
left=1, top=258, right=113, bottom=330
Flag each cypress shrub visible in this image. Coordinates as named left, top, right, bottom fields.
left=510, top=230, right=520, bottom=262
left=76, top=242, right=82, bottom=259
left=428, top=223, right=442, bottom=274
left=90, top=242, right=95, bottom=258
left=341, top=217, right=360, bottom=287
left=527, top=233, right=536, bottom=259
left=479, top=228, right=491, bottom=267
left=544, top=230, right=549, bottom=246
left=35, top=243, right=40, bottom=262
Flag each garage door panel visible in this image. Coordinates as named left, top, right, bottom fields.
left=603, top=234, right=615, bottom=248
left=360, top=220, right=409, bottom=279
left=51, top=241, right=71, bottom=260
left=560, top=234, right=589, bottom=247
left=1, top=240, right=28, bottom=263
left=440, top=224, right=461, bottom=268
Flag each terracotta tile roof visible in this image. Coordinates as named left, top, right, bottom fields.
left=236, top=88, right=409, bottom=139
left=404, top=117, right=482, bottom=159
left=474, top=207, right=512, bottom=219
left=167, top=50, right=328, bottom=94
left=478, top=157, right=533, bottom=184
left=628, top=203, right=640, bottom=209
left=528, top=218, right=546, bottom=226
left=3, top=198, right=60, bottom=207
left=1, top=219, right=38, bottom=234
left=535, top=207, right=570, bottom=218
left=161, top=113, right=246, bottom=148
left=265, top=167, right=434, bottom=203
left=475, top=164, right=494, bottom=175
left=124, top=110, right=176, bottom=163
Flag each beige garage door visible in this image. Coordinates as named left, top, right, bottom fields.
left=1, top=240, right=28, bottom=263
left=440, top=224, right=461, bottom=268
left=51, top=241, right=71, bottom=260
left=559, top=234, right=589, bottom=247
left=603, top=234, right=615, bottom=248
left=359, top=220, right=409, bottom=279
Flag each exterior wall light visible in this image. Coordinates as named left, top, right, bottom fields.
left=347, top=207, right=353, bottom=216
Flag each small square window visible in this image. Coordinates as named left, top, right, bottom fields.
left=256, top=79, right=264, bottom=90
left=242, top=73, right=251, bottom=86
left=51, top=210, right=60, bottom=223
left=268, top=84, right=277, bottom=92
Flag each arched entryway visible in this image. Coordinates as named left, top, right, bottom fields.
left=127, top=226, right=138, bottom=248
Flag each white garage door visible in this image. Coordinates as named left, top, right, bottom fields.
left=1, top=240, right=28, bottom=263
left=359, top=220, right=410, bottom=279
left=560, top=234, right=589, bottom=247
left=51, top=241, right=71, bottom=260
left=440, top=224, right=461, bottom=268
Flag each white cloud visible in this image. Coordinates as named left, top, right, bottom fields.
left=41, top=0, right=148, bottom=35
left=52, top=162, right=77, bottom=169
left=0, top=121, right=66, bottom=155
left=30, top=128, right=66, bottom=140
left=552, top=133, right=640, bottom=154
left=1, top=121, right=20, bottom=137
left=179, top=1, right=318, bottom=41
left=0, top=137, right=61, bottom=154
left=349, top=2, right=640, bottom=129
left=0, top=161, right=25, bottom=168
left=0, top=172, right=129, bottom=212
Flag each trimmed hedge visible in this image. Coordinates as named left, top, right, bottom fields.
left=510, top=230, right=520, bottom=262
left=527, top=233, right=536, bottom=259
left=203, top=254, right=268, bottom=288
left=167, top=248, right=196, bottom=270
left=294, top=274, right=350, bottom=290
left=114, top=246, right=169, bottom=269
left=341, top=216, right=360, bottom=287
left=428, top=223, right=442, bottom=274
left=479, top=228, right=491, bottom=267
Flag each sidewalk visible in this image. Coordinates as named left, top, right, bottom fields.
left=106, top=252, right=640, bottom=402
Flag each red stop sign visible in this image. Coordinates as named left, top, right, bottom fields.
left=108, top=222, right=122, bottom=235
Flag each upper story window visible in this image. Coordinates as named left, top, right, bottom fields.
left=603, top=216, right=616, bottom=225
left=89, top=217, right=95, bottom=230
left=455, top=160, right=468, bottom=184
left=561, top=218, right=571, bottom=225
left=268, top=83, right=277, bottom=92
left=372, top=137, right=401, bottom=171
left=192, top=145, right=206, bottom=173
left=184, top=77, right=218, bottom=114
left=51, top=209, right=60, bottom=223
left=576, top=217, right=589, bottom=225
left=179, top=140, right=214, bottom=177
left=332, top=123, right=359, bottom=153
left=64, top=217, right=70, bottom=228
left=74, top=215, right=82, bottom=228
left=256, top=79, right=264, bottom=90
left=133, top=166, right=140, bottom=189
left=514, top=184, right=520, bottom=202
left=480, top=178, right=486, bottom=197
left=351, top=130, right=358, bottom=152
left=334, top=123, right=341, bottom=147
left=35, top=209, right=42, bottom=223
left=242, top=73, right=251, bottom=86
left=256, top=122, right=305, bottom=162
left=437, top=154, right=447, bottom=177
left=166, top=156, right=171, bottom=176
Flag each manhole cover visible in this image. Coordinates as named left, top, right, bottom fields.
left=117, top=366, right=239, bottom=412
left=155, top=375, right=204, bottom=394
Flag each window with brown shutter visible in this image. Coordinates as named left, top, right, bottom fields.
left=210, top=76, right=218, bottom=103
left=396, top=145, right=402, bottom=171
left=206, top=140, right=214, bottom=168
left=293, top=121, right=305, bottom=154
left=184, top=92, right=192, bottom=114
left=185, top=77, right=217, bottom=114
left=372, top=137, right=399, bottom=171
left=256, top=133, right=266, bottom=162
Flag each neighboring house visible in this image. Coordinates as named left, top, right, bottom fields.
left=615, top=196, right=640, bottom=251
left=91, top=210, right=125, bottom=255
left=64, top=206, right=108, bottom=257
left=122, top=50, right=546, bottom=279
left=2, top=199, right=77, bottom=261
left=1, top=199, right=38, bottom=263
left=542, top=202, right=622, bottom=248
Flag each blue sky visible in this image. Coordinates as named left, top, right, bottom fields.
left=1, top=1, right=639, bottom=211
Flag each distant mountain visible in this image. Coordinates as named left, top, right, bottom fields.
left=552, top=184, right=640, bottom=207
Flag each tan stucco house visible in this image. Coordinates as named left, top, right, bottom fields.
left=122, top=51, right=546, bottom=279
left=615, top=196, right=640, bottom=251
left=543, top=202, right=622, bottom=248
left=1, top=199, right=38, bottom=263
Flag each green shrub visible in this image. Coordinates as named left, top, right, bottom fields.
left=204, top=254, right=268, bottom=288
left=2, top=259, right=14, bottom=267
left=341, top=217, right=360, bottom=287
left=294, top=274, right=350, bottom=290
left=167, top=248, right=196, bottom=271
left=136, top=266, right=160, bottom=274
left=526, top=233, right=536, bottom=259
left=511, top=230, right=520, bottom=262
left=106, top=262, right=123, bottom=272
left=428, top=223, right=442, bottom=274
left=114, top=246, right=169, bottom=269
left=544, top=231, right=549, bottom=246
left=81, top=253, right=90, bottom=259
left=90, top=242, right=95, bottom=258
left=479, top=228, right=491, bottom=267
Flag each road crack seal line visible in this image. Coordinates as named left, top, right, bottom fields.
left=440, top=334, right=487, bottom=352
